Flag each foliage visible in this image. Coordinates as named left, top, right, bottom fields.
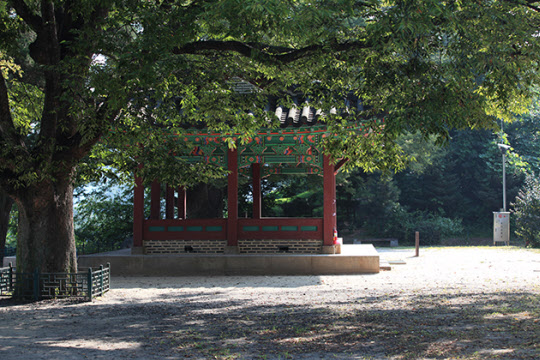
left=396, top=132, right=448, bottom=175
left=266, top=175, right=324, bottom=218
left=238, top=175, right=324, bottom=218
left=5, top=202, right=17, bottom=249
left=3, top=0, right=538, bottom=190
left=337, top=125, right=535, bottom=240
left=0, top=189, right=14, bottom=259
left=336, top=131, right=477, bottom=236
left=270, top=117, right=540, bottom=243
left=507, top=100, right=540, bottom=175
left=512, top=174, right=540, bottom=248
left=394, top=128, right=528, bottom=228
left=1, top=0, right=540, bottom=275
left=74, top=183, right=134, bottom=254
left=337, top=170, right=400, bottom=230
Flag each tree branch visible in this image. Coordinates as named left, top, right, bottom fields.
left=0, top=74, right=31, bottom=195
left=524, top=3, right=540, bottom=11
left=334, top=158, right=349, bottom=174
left=522, top=0, right=540, bottom=11
left=41, top=0, right=61, bottom=63
left=10, top=0, right=43, bottom=33
left=504, top=0, right=540, bottom=12
left=36, top=71, right=60, bottom=152
left=0, top=74, right=19, bottom=146
left=56, top=98, right=120, bottom=165
left=173, top=40, right=371, bottom=64
left=160, top=0, right=210, bottom=11
left=353, top=0, right=380, bottom=10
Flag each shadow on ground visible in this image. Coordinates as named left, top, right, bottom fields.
left=1, top=290, right=538, bottom=359
left=107, top=275, right=329, bottom=290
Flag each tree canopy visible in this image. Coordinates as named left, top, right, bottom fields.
left=1, top=0, right=539, bottom=274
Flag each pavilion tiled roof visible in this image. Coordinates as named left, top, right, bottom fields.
left=179, top=78, right=367, bottom=129
left=234, top=78, right=366, bottom=128
left=265, top=95, right=364, bottom=128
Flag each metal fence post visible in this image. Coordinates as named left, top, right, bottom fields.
left=8, top=263, right=13, bottom=292
left=415, top=231, right=420, bottom=257
left=87, top=268, right=93, bottom=301
left=107, top=263, right=111, bottom=291
left=33, top=268, right=40, bottom=301
left=99, top=265, right=104, bottom=297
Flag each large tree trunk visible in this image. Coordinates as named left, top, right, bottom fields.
left=15, top=178, right=77, bottom=274
left=0, top=188, right=14, bottom=266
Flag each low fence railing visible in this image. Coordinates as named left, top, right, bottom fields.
left=144, top=218, right=227, bottom=240
left=238, top=218, right=323, bottom=240
left=0, top=263, right=110, bottom=301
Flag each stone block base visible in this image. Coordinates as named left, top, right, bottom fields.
left=78, top=245, right=381, bottom=275
left=131, top=246, right=144, bottom=255
left=142, top=239, right=327, bottom=254
left=239, top=239, right=323, bottom=254
left=224, top=246, right=239, bottom=254
left=143, top=240, right=226, bottom=254
left=321, top=245, right=336, bottom=254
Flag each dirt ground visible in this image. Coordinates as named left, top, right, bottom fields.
left=1, top=246, right=539, bottom=360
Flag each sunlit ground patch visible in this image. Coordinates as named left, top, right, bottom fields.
left=37, top=339, right=141, bottom=350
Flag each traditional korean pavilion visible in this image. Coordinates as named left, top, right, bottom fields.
left=132, top=93, right=372, bottom=256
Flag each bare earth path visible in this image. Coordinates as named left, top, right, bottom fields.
left=1, top=247, right=539, bottom=359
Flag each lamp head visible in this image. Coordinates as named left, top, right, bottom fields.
left=497, top=144, right=511, bottom=154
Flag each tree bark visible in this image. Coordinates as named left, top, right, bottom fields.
left=0, top=188, right=14, bottom=266
left=15, top=178, right=77, bottom=274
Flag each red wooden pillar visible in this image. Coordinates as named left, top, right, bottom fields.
left=133, top=170, right=144, bottom=249
left=323, top=155, right=337, bottom=246
left=252, top=163, right=262, bottom=219
left=227, top=147, right=239, bottom=246
left=177, top=187, right=186, bottom=219
left=150, top=180, right=161, bottom=219
left=165, top=185, right=175, bottom=219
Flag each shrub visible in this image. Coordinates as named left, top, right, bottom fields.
left=512, top=174, right=540, bottom=248
left=364, top=204, right=464, bottom=246
left=409, top=213, right=464, bottom=246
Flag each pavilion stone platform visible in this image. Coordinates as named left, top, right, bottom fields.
left=77, top=244, right=380, bottom=276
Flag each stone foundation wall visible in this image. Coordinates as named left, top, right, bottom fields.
left=143, top=239, right=324, bottom=254
left=144, top=240, right=226, bottom=254
left=238, top=239, right=323, bottom=254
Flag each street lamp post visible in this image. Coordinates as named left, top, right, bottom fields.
left=497, top=143, right=510, bottom=211
left=494, top=143, right=511, bottom=246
